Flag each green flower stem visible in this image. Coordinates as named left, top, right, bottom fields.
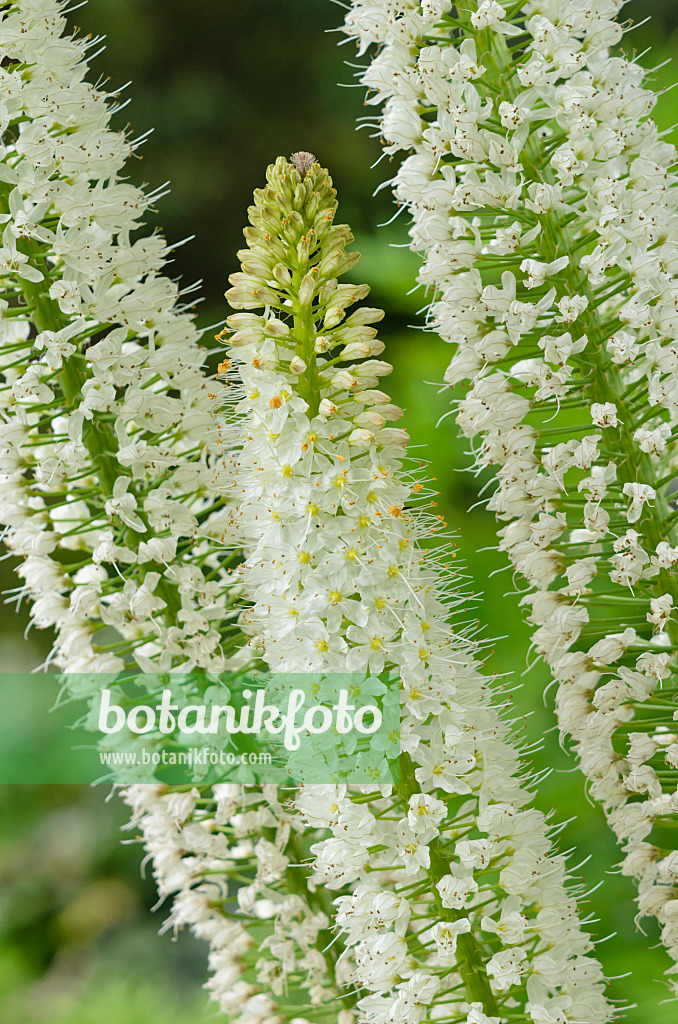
left=291, top=248, right=324, bottom=416
left=398, top=751, right=501, bottom=1016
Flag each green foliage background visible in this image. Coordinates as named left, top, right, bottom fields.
left=2, top=1, right=678, bottom=1020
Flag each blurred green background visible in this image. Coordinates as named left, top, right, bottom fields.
left=2, top=1, right=678, bottom=1020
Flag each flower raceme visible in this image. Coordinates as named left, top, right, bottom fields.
left=194, top=154, right=615, bottom=1024
left=344, top=0, right=678, bottom=977
left=0, top=0, right=243, bottom=686
left=0, top=9, right=344, bottom=1022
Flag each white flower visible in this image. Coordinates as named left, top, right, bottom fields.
left=590, top=403, right=618, bottom=428
left=0, top=232, right=43, bottom=281
left=481, top=901, right=528, bottom=945
left=354, top=933, right=409, bottom=991
left=648, top=595, right=673, bottom=632
left=407, top=793, right=446, bottom=838
left=466, top=1004, right=502, bottom=1024
left=589, top=628, right=637, bottom=665
left=486, top=946, right=528, bottom=990
left=437, top=872, right=478, bottom=909
left=431, top=918, right=471, bottom=962
left=563, top=558, right=597, bottom=596
left=635, top=424, right=670, bottom=456
left=104, top=477, right=146, bottom=532
left=12, top=365, right=54, bottom=404
left=623, top=482, right=656, bottom=524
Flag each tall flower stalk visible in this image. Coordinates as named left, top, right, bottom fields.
left=343, top=0, right=678, bottom=974
left=181, top=153, right=615, bottom=1024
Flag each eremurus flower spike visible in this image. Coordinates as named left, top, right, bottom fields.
left=200, top=154, right=615, bottom=1024
left=343, top=0, right=678, bottom=982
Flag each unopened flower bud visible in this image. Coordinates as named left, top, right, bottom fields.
left=324, top=307, right=345, bottom=329
left=341, top=341, right=373, bottom=360
left=297, top=229, right=318, bottom=264
left=355, top=389, right=391, bottom=405
left=344, top=307, right=385, bottom=327
left=239, top=250, right=274, bottom=277
left=331, top=370, right=359, bottom=390
left=377, top=428, right=409, bottom=448
left=265, top=318, right=290, bottom=338
left=299, top=269, right=319, bottom=306
left=289, top=356, right=306, bottom=374
left=318, top=398, right=339, bottom=417
left=273, top=263, right=292, bottom=286
left=347, top=427, right=373, bottom=447
left=315, top=335, right=334, bottom=353
left=353, top=410, right=385, bottom=429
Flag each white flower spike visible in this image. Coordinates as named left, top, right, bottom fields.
left=344, top=0, right=678, bottom=978
left=198, top=155, right=614, bottom=1024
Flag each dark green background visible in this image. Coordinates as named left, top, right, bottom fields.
left=2, top=2, right=678, bottom=1020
